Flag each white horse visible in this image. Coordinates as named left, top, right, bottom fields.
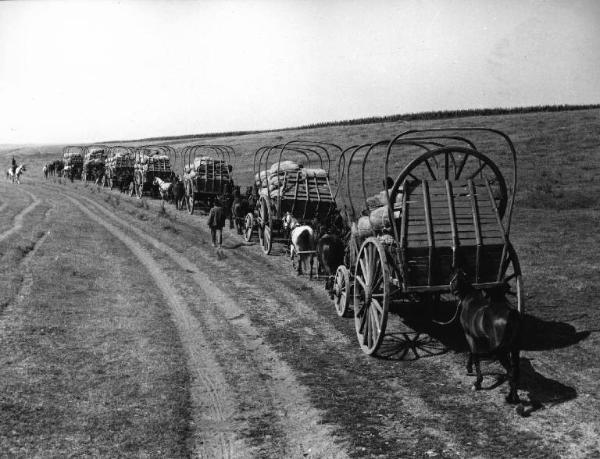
left=282, top=212, right=316, bottom=278
left=153, top=176, right=172, bottom=201
left=6, top=164, right=26, bottom=184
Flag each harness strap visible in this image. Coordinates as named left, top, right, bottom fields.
left=431, top=299, right=462, bottom=326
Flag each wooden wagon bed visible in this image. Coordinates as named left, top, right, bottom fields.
left=397, top=178, right=507, bottom=291
left=269, top=170, right=336, bottom=222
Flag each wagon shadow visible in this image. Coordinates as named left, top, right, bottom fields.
left=519, top=315, right=590, bottom=351
left=377, top=331, right=449, bottom=361
left=377, top=305, right=591, bottom=361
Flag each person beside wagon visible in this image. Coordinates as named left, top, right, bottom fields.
left=208, top=198, right=226, bottom=249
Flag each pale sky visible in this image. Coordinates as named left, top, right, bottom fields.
left=1, top=0, right=599, bottom=144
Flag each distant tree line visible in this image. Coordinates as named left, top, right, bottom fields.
left=105, top=103, right=600, bottom=144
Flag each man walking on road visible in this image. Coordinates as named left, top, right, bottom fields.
left=208, top=198, right=226, bottom=249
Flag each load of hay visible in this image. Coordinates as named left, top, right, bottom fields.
left=184, top=156, right=230, bottom=182
left=63, top=151, right=83, bottom=165
left=106, top=151, right=134, bottom=169
left=84, top=150, right=106, bottom=167
left=135, top=154, right=171, bottom=172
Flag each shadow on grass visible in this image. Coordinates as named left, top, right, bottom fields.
left=520, top=314, right=591, bottom=351
left=517, top=358, right=577, bottom=416
left=376, top=303, right=591, bottom=362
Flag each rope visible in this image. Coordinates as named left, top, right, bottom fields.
left=431, top=299, right=462, bottom=325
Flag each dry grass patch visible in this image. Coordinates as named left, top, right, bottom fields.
left=0, top=200, right=191, bottom=456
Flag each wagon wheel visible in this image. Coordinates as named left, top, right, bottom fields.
left=493, top=243, right=524, bottom=314
left=334, top=265, right=352, bottom=317
left=243, top=213, right=254, bottom=242
left=258, top=197, right=272, bottom=254
left=353, top=237, right=390, bottom=355
left=184, top=182, right=195, bottom=215
left=390, top=146, right=509, bottom=219
left=186, top=195, right=195, bottom=214
left=262, top=225, right=272, bottom=255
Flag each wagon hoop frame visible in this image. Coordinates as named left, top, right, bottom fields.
left=384, top=128, right=518, bottom=236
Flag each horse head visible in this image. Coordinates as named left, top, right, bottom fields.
left=282, top=212, right=298, bottom=231
left=449, top=268, right=473, bottom=298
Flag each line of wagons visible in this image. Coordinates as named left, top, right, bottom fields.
left=54, top=144, right=237, bottom=210
left=53, top=128, right=524, bottom=356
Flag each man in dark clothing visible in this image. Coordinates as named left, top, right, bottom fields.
left=11, top=156, right=17, bottom=176
left=208, top=198, right=226, bottom=248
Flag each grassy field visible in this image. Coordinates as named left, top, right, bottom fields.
left=1, top=107, right=600, bottom=457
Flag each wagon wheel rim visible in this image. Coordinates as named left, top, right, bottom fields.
left=244, top=213, right=254, bottom=242
left=334, top=265, right=351, bottom=317
left=353, top=237, right=389, bottom=355
left=498, top=244, right=524, bottom=315
left=262, top=225, right=272, bottom=255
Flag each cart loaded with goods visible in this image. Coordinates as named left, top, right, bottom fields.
left=82, top=145, right=108, bottom=183
left=62, top=145, right=84, bottom=180
left=332, top=128, right=524, bottom=355
left=245, top=140, right=340, bottom=255
left=182, top=144, right=236, bottom=214
left=104, top=146, right=135, bottom=191
left=132, top=145, right=175, bottom=198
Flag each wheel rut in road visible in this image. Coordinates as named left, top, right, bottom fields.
left=0, top=188, right=40, bottom=243
left=63, top=191, right=349, bottom=459
left=64, top=195, right=241, bottom=459
left=49, top=183, right=574, bottom=458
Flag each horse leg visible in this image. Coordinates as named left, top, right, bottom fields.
left=505, top=349, right=521, bottom=404
left=472, top=355, right=483, bottom=390
left=309, top=254, right=314, bottom=279
left=467, top=353, right=474, bottom=375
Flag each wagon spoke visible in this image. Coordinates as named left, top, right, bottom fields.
left=371, top=299, right=383, bottom=317
left=361, top=312, right=369, bottom=344
left=424, top=159, right=436, bottom=180
left=355, top=274, right=366, bottom=290
left=372, top=273, right=383, bottom=292
left=367, top=308, right=375, bottom=347
left=370, top=306, right=380, bottom=337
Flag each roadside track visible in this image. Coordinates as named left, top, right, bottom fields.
left=59, top=188, right=349, bottom=458
left=0, top=189, right=40, bottom=243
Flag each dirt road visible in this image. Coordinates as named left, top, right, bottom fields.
left=1, top=177, right=599, bottom=458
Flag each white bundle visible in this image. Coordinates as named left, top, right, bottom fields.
left=301, top=168, right=327, bottom=178
left=356, top=207, right=400, bottom=237
left=149, top=155, right=169, bottom=162
left=268, top=160, right=299, bottom=175
left=254, top=170, right=268, bottom=182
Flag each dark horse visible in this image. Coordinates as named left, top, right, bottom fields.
left=171, top=175, right=185, bottom=210
left=450, top=269, right=521, bottom=404
left=231, top=193, right=250, bottom=235
left=316, top=232, right=345, bottom=297
left=314, top=210, right=347, bottom=296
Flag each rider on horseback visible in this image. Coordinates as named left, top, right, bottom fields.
left=11, top=156, right=17, bottom=176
